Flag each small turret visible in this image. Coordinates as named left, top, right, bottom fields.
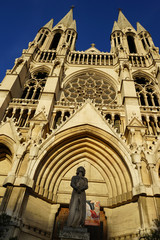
left=137, top=22, right=153, bottom=51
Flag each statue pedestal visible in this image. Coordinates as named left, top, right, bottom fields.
left=59, top=226, right=90, bottom=240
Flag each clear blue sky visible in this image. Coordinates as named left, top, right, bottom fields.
left=0, top=0, right=160, bottom=82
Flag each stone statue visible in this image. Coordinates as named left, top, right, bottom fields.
left=67, top=166, right=88, bottom=228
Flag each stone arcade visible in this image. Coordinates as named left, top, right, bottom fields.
left=0, top=8, right=160, bottom=240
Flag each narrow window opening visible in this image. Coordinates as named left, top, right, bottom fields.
left=21, top=87, right=28, bottom=99
left=117, top=36, right=120, bottom=45
left=41, top=35, right=47, bottom=46
left=153, top=94, right=159, bottom=106
left=146, top=38, right=150, bottom=47
left=66, top=34, right=70, bottom=43
left=141, top=39, right=146, bottom=50
left=142, top=116, right=147, bottom=127
left=19, top=110, right=28, bottom=127
left=37, top=33, right=43, bottom=42
left=114, top=115, right=120, bottom=133
left=114, top=38, right=116, bottom=47
left=140, top=93, right=145, bottom=106
left=53, top=111, right=62, bottom=129
left=49, top=33, right=61, bottom=50
left=34, top=88, right=41, bottom=100
left=105, top=114, right=111, bottom=123
left=27, top=88, right=34, bottom=99
left=149, top=117, right=156, bottom=135
left=14, top=109, right=21, bottom=123
left=63, top=111, right=70, bottom=121
left=127, top=35, right=137, bottom=53
left=147, top=94, right=153, bottom=106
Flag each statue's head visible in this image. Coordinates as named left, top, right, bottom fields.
left=76, top=166, right=85, bottom=176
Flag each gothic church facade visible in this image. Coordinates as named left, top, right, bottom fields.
left=0, top=9, right=160, bottom=240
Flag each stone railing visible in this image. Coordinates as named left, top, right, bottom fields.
left=34, top=50, right=56, bottom=62
left=140, top=105, right=160, bottom=112
left=67, top=51, right=116, bottom=66
left=129, top=52, right=153, bottom=67
left=11, top=98, right=38, bottom=105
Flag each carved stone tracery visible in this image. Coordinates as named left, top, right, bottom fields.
left=61, top=72, right=117, bottom=104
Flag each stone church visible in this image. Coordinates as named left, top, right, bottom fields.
left=0, top=8, right=160, bottom=240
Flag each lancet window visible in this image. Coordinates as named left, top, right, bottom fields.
left=105, top=114, right=122, bottom=133
left=142, top=115, right=160, bottom=135
left=61, top=71, right=117, bottom=105
left=127, top=34, right=137, bottom=53
left=3, top=108, right=36, bottom=128
left=21, top=72, right=47, bottom=100
left=37, top=29, right=49, bottom=47
left=53, top=110, right=71, bottom=129
left=140, top=33, right=151, bottom=51
left=49, top=32, right=61, bottom=50
left=135, top=77, right=160, bottom=107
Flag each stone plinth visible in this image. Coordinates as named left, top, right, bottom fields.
left=59, top=226, right=90, bottom=240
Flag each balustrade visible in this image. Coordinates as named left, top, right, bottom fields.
left=67, top=51, right=115, bottom=66
left=129, top=53, right=153, bottom=67
left=35, top=50, right=56, bottom=62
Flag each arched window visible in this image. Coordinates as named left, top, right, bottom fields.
left=105, top=114, right=112, bottom=123
left=49, top=33, right=61, bottom=50
left=127, top=35, right=137, bottom=53
left=63, top=111, right=70, bottom=121
left=53, top=111, right=62, bottom=129
left=21, top=72, right=47, bottom=101
left=134, top=77, right=160, bottom=107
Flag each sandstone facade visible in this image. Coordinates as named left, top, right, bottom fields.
left=0, top=9, right=160, bottom=240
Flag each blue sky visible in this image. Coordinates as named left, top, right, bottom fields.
left=0, top=0, right=160, bottom=81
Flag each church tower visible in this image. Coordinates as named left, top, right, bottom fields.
left=0, top=9, right=160, bottom=240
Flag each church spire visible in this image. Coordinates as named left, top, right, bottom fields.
left=111, top=21, right=121, bottom=33
left=117, top=10, right=134, bottom=30
left=137, top=22, right=147, bottom=34
left=54, top=8, right=74, bottom=28
left=43, top=18, right=53, bottom=30
left=68, top=19, right=77, bottom=32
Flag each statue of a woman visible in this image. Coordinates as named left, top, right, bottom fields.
left=67, top=166, right=88, bottom=228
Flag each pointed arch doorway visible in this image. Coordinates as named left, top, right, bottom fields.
left=34, top=126, right=133, bottom=239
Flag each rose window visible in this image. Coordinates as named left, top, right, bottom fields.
left=61, top=72, right=116, bottom=104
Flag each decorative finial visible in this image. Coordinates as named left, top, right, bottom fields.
left=91, top=43, right=95, bottom=47
left=71, top=5, right=75, bottom=10
left=118, top=8, right=122, bottom=12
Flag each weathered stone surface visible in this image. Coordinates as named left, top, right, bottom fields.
left=59, top=227, right=90, bottom=240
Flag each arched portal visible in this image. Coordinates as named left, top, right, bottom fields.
left=33, top=126, right=134, bottom=207
left=31, top=126, right=135, bottom=239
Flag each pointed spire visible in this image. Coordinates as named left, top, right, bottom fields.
left=112, top=21, right=121, bottom=33
left=137, top=22, right=147, bottom=34
left=117, top=10, right=134, bottom=30
left=55, top=8, right=74, bottom=28
left=43, top=19, right=53, bottom=30
left=68, top=19, right=77, bottom=31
